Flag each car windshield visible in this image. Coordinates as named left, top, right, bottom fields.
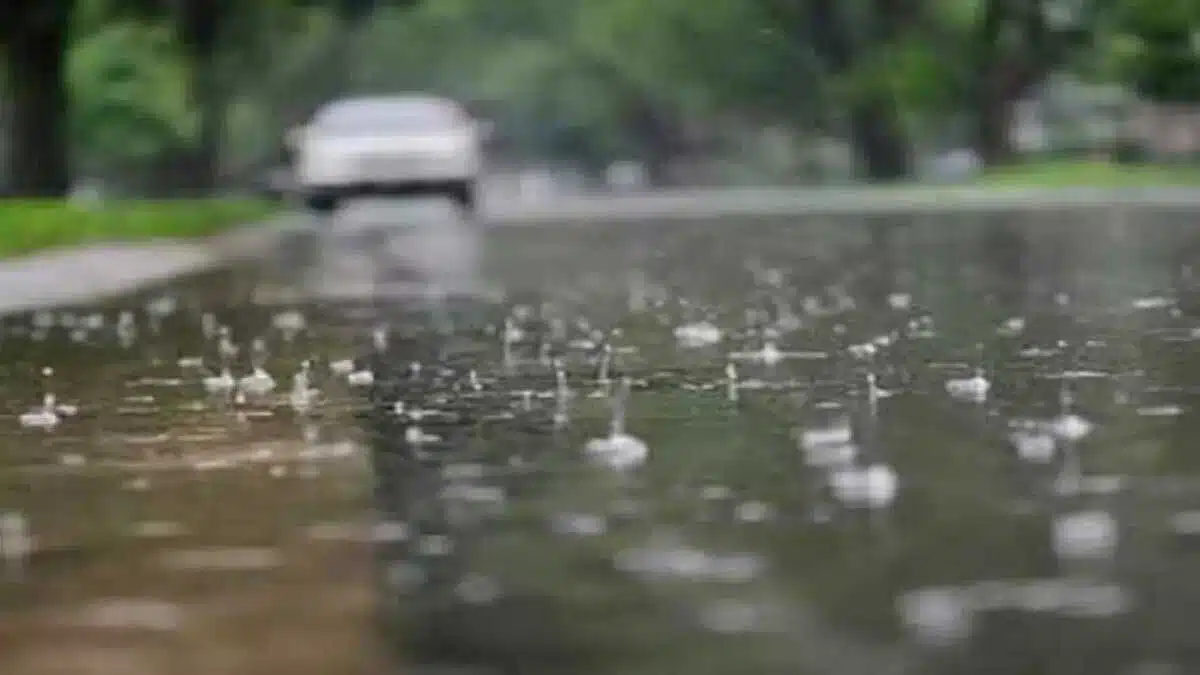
left=313, top=99, right=463, bottom=134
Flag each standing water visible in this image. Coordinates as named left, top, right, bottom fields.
left=1, top=205, right=1200, bottom=675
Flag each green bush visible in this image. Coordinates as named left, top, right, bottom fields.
left=0, top=199, right=277, bottom=257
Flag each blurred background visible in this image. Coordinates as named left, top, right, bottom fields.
left=2, top=0, right=1199, bottom=198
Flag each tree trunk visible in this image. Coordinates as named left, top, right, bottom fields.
left=975, top=83, right=1018, bottom=165
left=179, top=0, right=224, bottom=193
left=850, top=98, right=912, bottom=181
left=972, top=0, right=1013, bottom=166
left=192, top=56, right=223, bottom=192
left=2, top=2, right=71, bottom=197
left=629, top=101, right=680, bottom=187
left=801, top=0, right=912, bottom=182
left=971, top=0, right=1054, bottom=166
left=858, top=0, right=914, bottom=181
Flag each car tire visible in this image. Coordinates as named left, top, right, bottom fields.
left=304, top=194, right=338, bottom=215
left=448, top=180, right=477, bottom=217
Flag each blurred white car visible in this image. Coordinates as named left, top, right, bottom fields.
left=288, top=95, right=486, bottom=214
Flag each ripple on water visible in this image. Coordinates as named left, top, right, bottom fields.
left=614, top=540, right=764, bottom=584
left=159, top=547, right=284, bottom=572
left=10, top=214, right=1200, bottom=674
left=129, top=520, right=186, bottom=539
left=550, top=512, right=608, bottom=537
left=62, top=598, right=186, bottom=632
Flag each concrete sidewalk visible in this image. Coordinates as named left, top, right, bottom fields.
left=0, top=215, right=304, bottom=315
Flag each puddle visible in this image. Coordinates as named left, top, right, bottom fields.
left=3, top=207, right=1200, bottom=674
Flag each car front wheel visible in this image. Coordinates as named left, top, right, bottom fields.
left=304, top=193, right=338, bottom=215
left=448, top=180, right=477, bottom=217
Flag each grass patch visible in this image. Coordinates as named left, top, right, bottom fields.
left=0, top=198, right=278, bottom=257
left=977, top=160, right=1200, bottom=188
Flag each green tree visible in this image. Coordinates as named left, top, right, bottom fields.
left=106, top=0, right=288, bottom=191
left=2, top=0, right=421, bottom=196
left=1104, top=0, right=1200, bottom=103
left=1, top=0, right=74, bottom=196
left=843, top=0, right=1101, bottom=166
left=966, top=0, right=1097, bottom=164
left=571, top=0, right=814, bottom=181
left=69, top=21, right=195, bottom=183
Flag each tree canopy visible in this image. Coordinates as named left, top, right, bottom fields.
left=1, top=0, right=1195, bottom=195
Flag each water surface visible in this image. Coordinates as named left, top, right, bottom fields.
left=2, top=206, right=1200, bottom=675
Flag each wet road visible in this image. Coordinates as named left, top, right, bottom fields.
left=481, top=185, right=1200, bottom=223
left=4, top=198, right=1200, bottom=674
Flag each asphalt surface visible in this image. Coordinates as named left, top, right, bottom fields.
left=5, top=185, right=1199, bottom=315
left=6, top=193, right=1200, bottom=675
left=481, top=185, right=1200, bottom=223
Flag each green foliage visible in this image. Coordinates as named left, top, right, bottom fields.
left=69, top=21, right=196, bottom=171
left=12, top=0, right=1200, bottom=194
left=1102, top=0, right=1200, bottom=102
left=351, top=0, right=831, bottom=163
left=887, top=37, right=965, bottom=114
left=577, top=0, right=819, bottom=116
left=0, top=199, right=277, bottom=256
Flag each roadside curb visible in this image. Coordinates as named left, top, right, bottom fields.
left=0, top=213, right=307, bottom=316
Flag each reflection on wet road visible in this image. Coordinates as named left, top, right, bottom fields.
left=4, top=201, right=1200, bottom=674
